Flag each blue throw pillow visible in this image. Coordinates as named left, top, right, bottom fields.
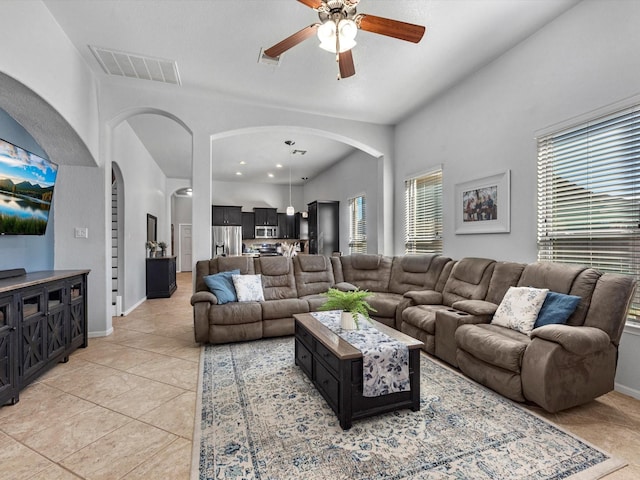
left=534, top=291, right=581, bottom=329
left=203, top=269, right=240, bottom=304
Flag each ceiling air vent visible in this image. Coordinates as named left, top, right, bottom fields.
left=89, top=46, right=181, bottom=85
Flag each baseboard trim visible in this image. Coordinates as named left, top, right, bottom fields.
left=614, top=382, right=640, bottom=401
left=88, top=327, right=114, bottom=338
left=123, top=297, right=146, bottom=316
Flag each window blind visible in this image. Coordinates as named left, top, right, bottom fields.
left=405, top=168, right=443, bottom=254
left=348, top=195, right=366, bottom=254
left=537, top=105, right=640, bottom=323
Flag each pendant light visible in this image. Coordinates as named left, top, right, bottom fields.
left=285, top=140, right=295, bottom=216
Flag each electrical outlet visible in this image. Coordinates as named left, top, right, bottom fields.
left=74, top=227, right=88, bottom=239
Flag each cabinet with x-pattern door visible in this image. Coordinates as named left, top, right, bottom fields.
left=0, top=269, right=89, bottom=406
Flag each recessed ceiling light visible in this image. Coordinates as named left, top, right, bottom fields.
left=268, top=173, right=274, bottom=178
left=240, top=161, right=246, bottom=165
left=236, top=172, right=242, bottom=176
left=276, top=164, right=283, bottom=168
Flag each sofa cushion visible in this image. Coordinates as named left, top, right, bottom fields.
left=388, top=254, right=438, bottom=294
left=293, top=255, right=335, bottom=297
left=261, top=298, right=309, bottom=320
left=340, top=254, right=393, bottom=292
left=203, top=269, right=240, bottom=304
left=257, top=256, right=298, bottom=300
left=517, top=262, right=585, bottom=294
left=352, top=254, right=382, bottom=270
left=208, top=301, right=262, bottom=325
left=232, top=274, right=265, bottom=302
left=492, top=286, right=548, bottom=335
left=402, top=304, right=451, bottom=334
left=367, top=292, right=403, bottom=318
left=456, top=324, right=531, bottom=373
left=442, top=257, right=495, bottom=306
left=534, top=292, right=581, bottom=329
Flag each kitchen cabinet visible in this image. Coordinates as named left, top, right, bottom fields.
left=242, top=212, right=255, bottom=239
left=0, top=269, right=89, bottom=406
left=253, top=208, right=278, bottom=226
left=278, top=213, right=297, bottom=239
left=308, top=201, right=339, bottom=255
left=212, top=205, right=242, bottom=226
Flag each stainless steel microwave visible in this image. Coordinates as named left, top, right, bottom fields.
left=255, top=226, right=278, bottom=238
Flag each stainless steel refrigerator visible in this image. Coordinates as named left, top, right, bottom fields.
left=212, top=226, right=243, bottom=257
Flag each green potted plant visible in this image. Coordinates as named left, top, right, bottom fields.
left=158, top=241, right=167, bottom=256
left=319, top=287, right=376, bottom=330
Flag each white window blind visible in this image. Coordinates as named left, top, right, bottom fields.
left=405, top=168, right=443, bottom=254
left=537, top=104, right=640, bottom=323
left=348, top=195, right=366, bottom=254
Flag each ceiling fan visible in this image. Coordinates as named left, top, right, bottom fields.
left=264, top=0, right=426, bottom=79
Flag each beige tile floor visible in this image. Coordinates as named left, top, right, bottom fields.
left=1, top=271, right=640, bottom=479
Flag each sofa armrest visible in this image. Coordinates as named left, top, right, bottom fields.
left=530, top=324, right=610, bottom=355
left=451, top=299, right=498, bottom=316
left=190, top=291, right=218, bottom=305
left=334, top=282, right=358, bottom=292
left=404, top=290, right=442, bottom=305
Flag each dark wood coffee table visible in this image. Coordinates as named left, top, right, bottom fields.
left=294, top=313, right=424, bottom=430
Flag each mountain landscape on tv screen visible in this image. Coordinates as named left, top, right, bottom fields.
left=0, top=138, right=58, bottom=235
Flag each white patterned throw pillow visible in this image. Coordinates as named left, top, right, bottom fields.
left=232, top=274, right=264, bottom=302
left=491, top=286, right=549, bottom=335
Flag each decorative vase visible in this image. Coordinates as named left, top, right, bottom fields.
left=341, top=311, right=358, bottom=330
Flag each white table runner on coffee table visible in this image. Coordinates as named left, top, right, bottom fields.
left=310, top=310, right=410, bottom=397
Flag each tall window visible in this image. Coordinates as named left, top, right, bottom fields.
left=537, top=104, right=640, bottom=323
left=348, top=195, right=366, bottom=254
left=405, top=168, right=443, bottom=254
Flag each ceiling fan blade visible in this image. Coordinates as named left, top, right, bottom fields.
left=264, top=24, right=320, bottom=58
left=338, top=49, right=355, bottom=79
left=297, top=0, right=323, bottom=9
left=358, top=14, right=425, bottom=43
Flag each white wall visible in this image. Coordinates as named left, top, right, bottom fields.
left=394, top=0, right=640, bottom=397
left=54, top=165, right=107, bottom=335
left=395, top=0, right=640, bottom=262
left=304, top=150, right=380, bottom=254
left=0, top=1, right=99, bottom=161
left=113, top=122, right=168, bottom=313
left=212, top=180, right=304, bottom=213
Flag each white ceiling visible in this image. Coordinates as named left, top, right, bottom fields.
left=43, top=0, right=579, bottom=184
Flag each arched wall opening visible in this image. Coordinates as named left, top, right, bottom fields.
left=209, top=125, right=390, bottom=254
left=106, top=107, right=193, bottom=315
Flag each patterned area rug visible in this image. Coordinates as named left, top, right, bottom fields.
left=192, top=337, right=625, bottom=480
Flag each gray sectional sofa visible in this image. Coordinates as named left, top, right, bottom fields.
left=191, top=253, right=635, bottom=412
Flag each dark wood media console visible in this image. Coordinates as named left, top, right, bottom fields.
left=0, top=269, right=89, bottom=406
left=294, top=313, right=424, bottom=430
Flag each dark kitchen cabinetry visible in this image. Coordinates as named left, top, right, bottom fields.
left=146, top=256, right=177, bottom=299
left=253, top=208, right=278, bottom=226
left=212, top=205, right=242, bottom=226
left=242, top=212, right=255, bottom=239
left=308, top=200, right=339, bottom=255
left=278, top=213, right=298, bottom=239
left=0, top=269, right=89, bottom=406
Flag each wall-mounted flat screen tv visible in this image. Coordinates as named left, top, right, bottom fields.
left=0, top=138, right=58, bottom=235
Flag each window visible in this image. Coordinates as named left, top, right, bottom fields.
left=537, top=104, right=640, bottom=323
left=405, top=168, right=443, bottom=254
left=348, top=195, right=366, bottom=254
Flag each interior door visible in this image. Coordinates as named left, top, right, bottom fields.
left=179, top=224, right=192, bottom=272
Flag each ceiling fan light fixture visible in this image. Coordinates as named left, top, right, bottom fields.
left=318, top=19, right=357, bottom=53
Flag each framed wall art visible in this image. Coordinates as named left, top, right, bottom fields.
left=455, top=170, right=510, bottom=234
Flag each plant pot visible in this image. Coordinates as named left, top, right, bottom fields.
left=341, top=311, right=357, bottom=330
